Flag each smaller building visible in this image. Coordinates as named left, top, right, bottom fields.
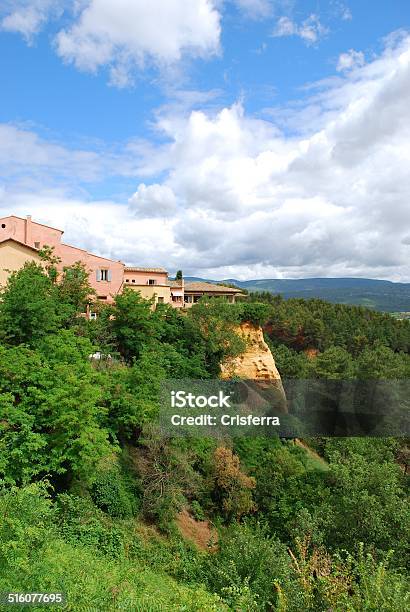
left=124, top=267, right=172, bottom=306
left=168, top=279, right=185, bottom=308
left=183, top=281, right=243, bottom=307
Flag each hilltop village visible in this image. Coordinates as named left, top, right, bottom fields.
left=0, top=215, right=243, bottom=313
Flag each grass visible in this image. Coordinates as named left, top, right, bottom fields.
left=294, top=439, right=329, bottom=471
left=1, top=535, right=225, bottom=612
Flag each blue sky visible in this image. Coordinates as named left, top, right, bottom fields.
left=1, top=1, right=410, bottom=280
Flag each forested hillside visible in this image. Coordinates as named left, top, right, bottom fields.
left=186, top=277, right=410, bottom=312
left=0, top=259, right=409, bottom=611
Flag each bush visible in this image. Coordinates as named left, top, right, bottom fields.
left=240, top=303, right=270, bottom=326
left=210, top=447, right=256, bottom=521
left=91, top=465, right=140, bottom=519
left=0, top=482, right=54, bottom=570
left=191, top=500, right=206, bottom=521
left=55, top=494, right=124, bottom=558
left=202, top=521, right=295, bottom=610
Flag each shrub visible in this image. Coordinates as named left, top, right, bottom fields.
left=191, top=500, right=206, bottom=521
left=55, top=494, right=124, bottom=558
left=91, top=466, right=140, bottom=519
left=202, top=521, right=294, bottom=610
left=0, top=481, right=54, bottom=570
left=210, top=447, right=256, bottom=521
left=240, top=303, right=270, bottom=326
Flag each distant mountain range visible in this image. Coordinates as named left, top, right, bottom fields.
left=184, top=277, right=410, bottom=312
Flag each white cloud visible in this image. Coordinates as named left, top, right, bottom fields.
left=329, top=1, right=352, bottom=22
left=0, top=123, right=102, bottom=182
left=0, top=123, right=146, bottom=186
left=341, top=7, right=352, bottom=21
left=273, top=16, right=296, bottom=36
left=337, top=49, right=365, bottom=72
left=128, top=183, right=178, bottom=218
left=1, top=0, right=221, bottom=86
left=120, top=33, right=410, bottom=279
left=232, top=0, right=273, bottom=18
left=273, top=14, right=328, bottom=46
left=2, top=33, right=410, bottom=281
left=55, top=0, right=221, bottom=86
left=0, top=188, right=178, bottom=268
left=0, top=0, right=62, bottom=41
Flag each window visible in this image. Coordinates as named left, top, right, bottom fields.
left=96, top=269, right=111, bottom=282
left=132, top=279, right=136, bottom=283
left=34, top=242, right=40, bottom=249
left=89, top=312, right=97, bottom=320
left=1, top=223, right=6, bottom=228
left=148, top=279, right=157, bottom=285
left=125, top=278, right=129, bottom=283
left=157, top=297, right=164, bottom=303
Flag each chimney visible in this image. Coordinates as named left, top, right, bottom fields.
left=24, top=215, right=32, bottom=245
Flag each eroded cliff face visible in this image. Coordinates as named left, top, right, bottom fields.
left=220, top=322, right=287, bottom=413
left=220, top=322, right=282, bottom=381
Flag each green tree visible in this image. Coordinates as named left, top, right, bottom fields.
left=58, top=261, right=95, bottom=320
left=0, top=335, right=113, bottom=485
left=0, top=262, right=61, bottom=345
left=108, top=289, right=160, bottom=362
left=38, top=244, right=61, bottom=283
left=309, top=346, right=355, bottom=379
left=187, top=300, right=245, bottom=375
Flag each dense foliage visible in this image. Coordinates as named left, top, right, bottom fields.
left=0, top=262, right=408, bottom=610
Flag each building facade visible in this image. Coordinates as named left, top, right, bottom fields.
left=0, top=215, right=124, bottom=301
left=0, top=215, right=243, bottom=309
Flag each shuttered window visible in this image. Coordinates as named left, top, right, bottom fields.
left=96, top=269, right=112, bottom=281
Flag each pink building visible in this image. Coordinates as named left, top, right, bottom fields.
left=0, top=215, right=124, bottom=302
left=0, top=215, right=244, bottom=309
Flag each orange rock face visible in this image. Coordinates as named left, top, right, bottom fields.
left=220, top=322, right=282, bottom=381
left=220, top=322, right=287, bottom=414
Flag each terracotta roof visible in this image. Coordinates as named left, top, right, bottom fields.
left=0, top=238, right=41, bottom=254
left=125, top=266, right=167, bottom=273
left=168, top=279, right=184, bottom=287
left=184, top=281, right=243, bottom=294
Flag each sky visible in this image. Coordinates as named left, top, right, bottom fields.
left=1, top=1, right=410, bottom=281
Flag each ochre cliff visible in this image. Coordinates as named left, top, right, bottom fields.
left=220, top=322, right=282, bottom=381
left=220, top=322, right=287, bottom=413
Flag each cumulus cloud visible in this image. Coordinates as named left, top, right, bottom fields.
left=122, top=33, right=410, bottom=279
left=128, top=183, right=178, bottom=218
left=2, top=33, right=410, bottom=281
left=0, top=123, right=102, bottom=182
left=0, top=0, right=62, bottom=41
left=337, top=49, right=365, bottom=72
left=1, top=0, right=221, bottom=86
left=0, top=187, right=178, bottom=268
left=272, top=14, right=328, bottom=46
left=55, top=0, right=221, bottom=86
